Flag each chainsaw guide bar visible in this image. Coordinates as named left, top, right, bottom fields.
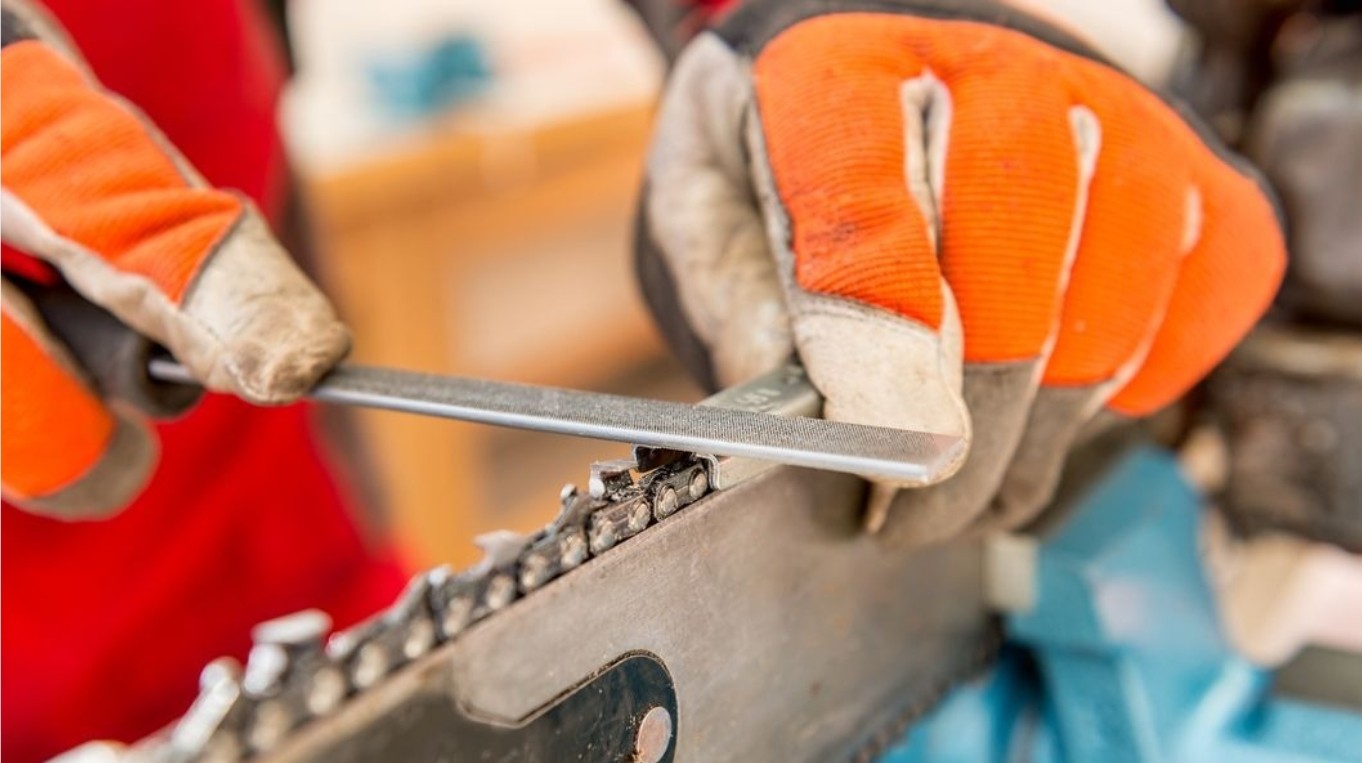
left=108, top=366, right=992, bottom=763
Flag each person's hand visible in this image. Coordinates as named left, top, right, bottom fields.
left=1, top=0, right=349, bottom=518
left=635, top=0, right=1286, bottom=546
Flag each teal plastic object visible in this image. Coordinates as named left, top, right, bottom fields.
left=880, top=447, right=1362, bottom=763
left=365, top=34, right=491, bottom=120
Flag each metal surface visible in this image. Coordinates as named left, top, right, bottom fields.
left=251, top=468, right=992, bottom=763
left=635, top=706, right=674, bottom=763
left=264, top=653, right=677, bottom=763
left=632, top=363, right=823, bottom=491
left=146, top=359, right=962, bottom=486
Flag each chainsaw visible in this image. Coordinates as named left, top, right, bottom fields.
left=35, top=289, right=999, bottom=763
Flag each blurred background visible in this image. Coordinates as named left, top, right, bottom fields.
left=278, top=0, right=679, bottom=567
left=274, top=0, right=1187, bottom=567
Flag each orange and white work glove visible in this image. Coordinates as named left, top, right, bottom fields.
left=635, top=0, right=1287, bottom=546
left=0, top=1, right=349, bottom=518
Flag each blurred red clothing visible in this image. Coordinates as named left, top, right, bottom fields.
left=1, top=2, right=408, bottom=760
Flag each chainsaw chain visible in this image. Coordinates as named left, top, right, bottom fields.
left=141, top=452, right=716, bottom=763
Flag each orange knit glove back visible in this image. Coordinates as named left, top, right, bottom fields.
left=636, top=0, right=1286, bottom=545
left=0, top=1, right=348, bottom=517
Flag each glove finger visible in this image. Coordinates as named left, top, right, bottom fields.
left=816, top=15, right=1282, bottom=543
left=1108, top=148, right=1285, bottom=417
left=760, top=15, right=1102, bottom=542
left=867, top=358, right=1046, bottom=544
left=0, top=34, right=348, bottom=403
left=982, top=88, right=1283, bottom=532
left=1, top=279, right=156, bottom=518
left=979, top=63, right=1216, bottom=532
left=751, top=20, right=969, bottom=462
left=641, top=33, right=794, bottom=388
left=751, top=21, right=947, bottom=328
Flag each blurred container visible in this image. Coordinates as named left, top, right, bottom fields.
left=364, top=34, right=491, bottom=120
left=281, top=0, right=663, bottom=171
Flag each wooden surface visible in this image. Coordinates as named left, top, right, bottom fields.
left=304, top=102, right=679, bottom=566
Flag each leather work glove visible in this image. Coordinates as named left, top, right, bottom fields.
left=0, top=0, right=349, bottom=518
left=635, top=0, right=1287, bottom=546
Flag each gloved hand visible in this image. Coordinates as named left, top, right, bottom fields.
left=635, top=0, right=1287, bottom=546
left=0, top=0, right=349, bottom=518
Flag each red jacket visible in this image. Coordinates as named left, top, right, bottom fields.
left=1, top=2, right=407, bottom=760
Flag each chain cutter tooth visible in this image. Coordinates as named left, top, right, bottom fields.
left=236, top=610, right=338, bottom=755
left=638, top=458, right=710, bottom=521
left=519, top=484, right=601, bottom=592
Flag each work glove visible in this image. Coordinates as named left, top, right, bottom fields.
left=0, top=0, right=349, bottom=518
left=635, top=0, right=1287, bottom=546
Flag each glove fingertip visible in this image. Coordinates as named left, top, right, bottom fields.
left=793, top=294, right=969, bottom=485
left=222, top=317, right=351, bottom=405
